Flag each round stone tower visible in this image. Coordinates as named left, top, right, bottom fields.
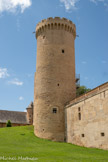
left=34, top=17, right=76, bottom=141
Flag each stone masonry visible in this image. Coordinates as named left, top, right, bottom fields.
left=65, top=82, right=108, bottom=150
left=34, top=17, right=76, bottom=141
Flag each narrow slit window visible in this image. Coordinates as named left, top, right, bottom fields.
left=78, top=107, right=80, bottom=111
left=78, top=113, right=81, bottom=120
left=104, top=91, right=105, bottom=98
left=62, top=49, right=64, bottom=53
left=82, top=134, right=85, bottom=137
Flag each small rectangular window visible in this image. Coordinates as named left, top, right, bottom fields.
left=101, top=132, right=105, bottom=136
left=82, top=134, right=85, bottom=137
left=53, top=108, right=57, bottom=113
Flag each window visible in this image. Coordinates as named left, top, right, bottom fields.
left=104, top=91, right=105, bottom=98
left=78, top=113, right=81, bottom=120
left=43, top=35, right=45, bottom=39
left=82, top=134, right=85, bottom=137
left=52, top=108, right=57, bottom=114
left=78, top=107, right=80, bottom=111
left=57, top=83, right=59, bottom=86
left=62, top=49, right=64, bottom=53
left=101, top=132, right=105, bottom=137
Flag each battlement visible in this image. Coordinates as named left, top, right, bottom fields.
left=36, top=17, right=76, bottom=39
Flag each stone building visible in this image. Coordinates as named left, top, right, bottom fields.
left=65, top=82, right=108, bottom=150
left=34, top=17, right=108, bottom=150
left=0, top=102, right=33, bottom=128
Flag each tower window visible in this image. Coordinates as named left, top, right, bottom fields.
left=43, top=35, right=45, bottom=39
left=57, top=83, right=59, bottom=86
left=62, top=49, right=64, bottom=53
left=78, top=113, right=81, bottom=120
left=82, top=134, right=85, bottom=137
left=52, top=108, right=57, bottom=113
left=101, top=132, right=105, bottom=137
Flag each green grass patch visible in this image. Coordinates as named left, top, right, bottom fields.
left=0, top=126, right=108, bottom=162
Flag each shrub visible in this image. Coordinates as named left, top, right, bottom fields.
left=6, top=120, right=12, bottom=127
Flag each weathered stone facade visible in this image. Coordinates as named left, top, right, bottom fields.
left=65, top=82, right=108, bottom=150
left=34, top=17, right=76, bottom=141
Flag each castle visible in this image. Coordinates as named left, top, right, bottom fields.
left=34, top=17, right=108, bottom=150
left=0, top=17, right=108, bottom=150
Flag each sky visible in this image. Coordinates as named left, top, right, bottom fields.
left=0, top=0, right=108, bottom=111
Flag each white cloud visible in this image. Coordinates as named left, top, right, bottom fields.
left=90, top=0, right=108, bottom=7
left=90, top=0, right=104, bottom=4
left=16, top=18, right=20, bottom=31
left=0, top=68, right=9, bottom=78
left=19, top=96, right=24, bottom=100
left=0, top=0, right=32, bottom=13
left=60, top=0, right=79, bottom=11
left=81, top=61, right=87, bottom=64
left=102, top=60, right=107, bottom=64
left=27, top=73, right=33, bottom=77
left=84, top=77, right=88, bottom=80
left=8, top=78, right=23, bottom=86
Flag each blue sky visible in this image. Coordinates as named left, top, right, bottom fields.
left=0, top=0, right=108, bottom=111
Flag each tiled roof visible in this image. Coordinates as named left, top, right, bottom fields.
left=0, top=110, right=29, bottom=124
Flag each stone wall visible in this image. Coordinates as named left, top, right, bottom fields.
left=65, top=82, right=108, bottom=150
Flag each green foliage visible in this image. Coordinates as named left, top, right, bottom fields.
left=0, top=126, right=108, bottom=162
left=77, top=86, right=91, bottom=97
left=6, top=120, right=12, bottom=127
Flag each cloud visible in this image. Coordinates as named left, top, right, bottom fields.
left=84, top=77, right=89, bottom=80
left=60, top=0, right=79, bottom=11
left=81, top=61, right=87, bottom=64
left=0, top=68, right=9, bottom=78
left=8, top=78, right=23, bottom=86
left=102, top=60, right=107, bottom=64
left=90, top=0, right=108, bottom=7
left=0, top=0, right=32, bottom=13
left=90, top=0, right=104, bottom=4
left=27, top=73, right=33, bottom=77
left=16, top=18, right=20, bottom=31
left=19, top=96, right=24, bottom=100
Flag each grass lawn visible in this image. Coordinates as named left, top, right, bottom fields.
left=0, top=126, right=108, bottom=162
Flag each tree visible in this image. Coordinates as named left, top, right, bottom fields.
left=76, top=86, right=91, bottom=97
left=6, top=120, right=12, bottom=127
